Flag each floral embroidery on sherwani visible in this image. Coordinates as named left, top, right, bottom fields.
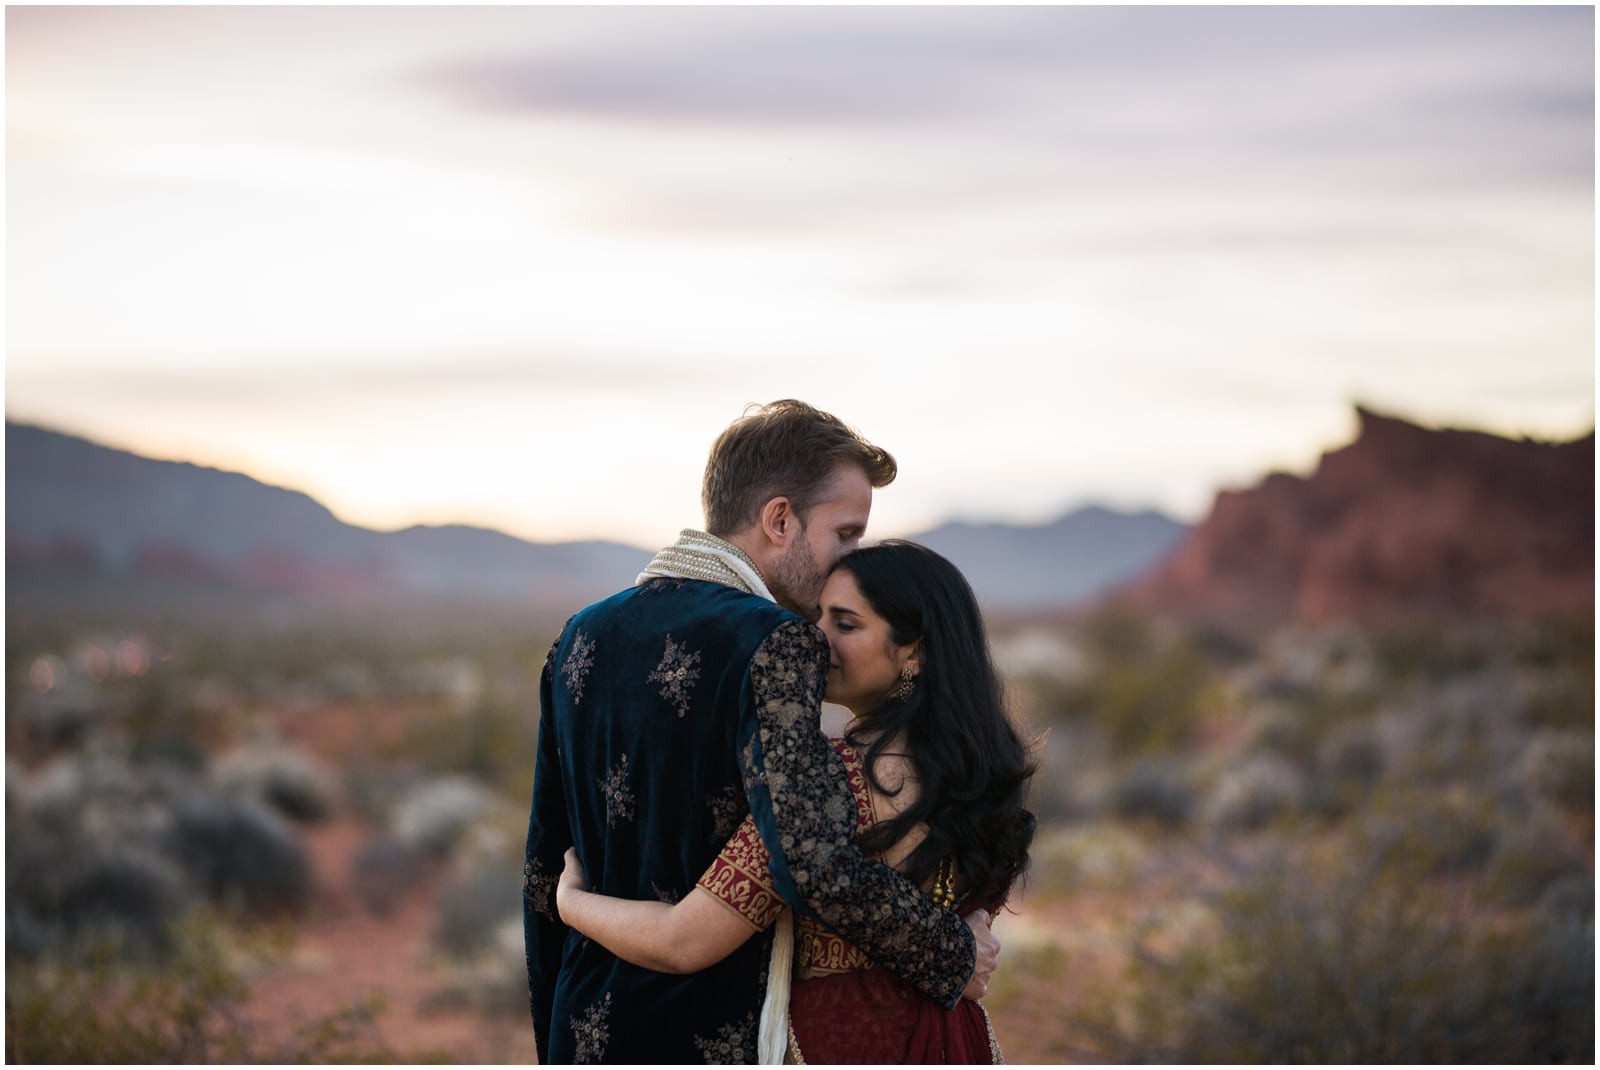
left=693, top=1011, right=757, bottom=1063
left=648, top=633, right=703, bottom=717
left=597, top=754, right=636, bottom=828
left=562, top=629, right=597, bottom=704
left=522, top=857, right=556, bottom=922
left=570, top=992, right=612, bottom=1063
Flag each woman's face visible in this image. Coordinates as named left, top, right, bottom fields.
left=818, top=569, right=919, bottom=716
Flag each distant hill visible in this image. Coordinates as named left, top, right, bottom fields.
left=5, top=421, right=651, bottom=611
left=908, top=507, right=1190, bottom=612
left=5, top=420, right=1187, bottom=617
left=1128, top=407, right=1595, bottom=628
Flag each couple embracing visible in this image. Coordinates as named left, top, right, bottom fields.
left=523, top=400, right=1037, bottom=1064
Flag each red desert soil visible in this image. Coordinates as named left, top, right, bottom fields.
left=239, top=814, right=539, bottom=1064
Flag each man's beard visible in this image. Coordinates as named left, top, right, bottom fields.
left=767, top=531, right=826, bottom=621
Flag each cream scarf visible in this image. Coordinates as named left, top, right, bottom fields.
left=635, top=529, right=795, bottom=1064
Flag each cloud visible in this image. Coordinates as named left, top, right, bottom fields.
left=404, top=4, right=1592, bottom=244
left=5, top=352, right=735, bottom=409
left=413, top=6, right=1590, bottom=140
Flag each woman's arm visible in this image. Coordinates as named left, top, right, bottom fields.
left=556, top=848, right=761, bottom=974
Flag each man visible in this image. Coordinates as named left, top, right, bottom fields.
left=523, top=400, right=998, bottom=1063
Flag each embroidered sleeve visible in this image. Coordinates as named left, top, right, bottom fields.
left=696, top=815, right=784, bottom=930
left=739, top=619, right=976, bottom=1011
left=698, top=740, right=876, bottom=932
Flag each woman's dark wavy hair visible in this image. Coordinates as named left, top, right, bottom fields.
left=836, top=540, right=1037, bottom=909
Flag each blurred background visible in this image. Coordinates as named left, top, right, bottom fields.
left=6, top=6, right=1593, bottom=1063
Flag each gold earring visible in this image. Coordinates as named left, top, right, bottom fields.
left=888, top=665, right=916, bottom=701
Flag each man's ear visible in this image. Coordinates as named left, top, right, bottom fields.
left=758, top=496, right=797, bottom=549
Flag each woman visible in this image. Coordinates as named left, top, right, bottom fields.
left=556, top=540, right=1037, bottom=1062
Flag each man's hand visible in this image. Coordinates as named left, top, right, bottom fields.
left=960, top=908, right=1000, bottom=1001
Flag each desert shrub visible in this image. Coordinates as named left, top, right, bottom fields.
left=391, top=775, right=500, bottom=857
left=383, top=696, right=536, bottom=798
left=1371, top=674, right=1530, bottom=791
left=1105, top=756, right=1198, bottom=828
left=19, top=747, right=189, bottom=845
left=9, top=748, right=312, bottom=941
left=128, top=730, right=211, bottom=774
left=5, top=914, right=415, bottom=1063
left=120, top=668, right=230, bottom=766
left=1511, top=615, right=1595, bottom=674
left=1046, top=605, right=1217, bottom=759
left=1200, top=753, right=1306, bottom=832
left=433, top=860, right=525, bottom=960
left=1095, top=838, right=1594, bottom=1062
left=1304, top=717, right=1385, bottom=818
left=1022, top=723, right=1104, bottom=824
left=1509, top=888, right=1594, bottom=1064
left=980, top=941, right=1083, bottom=1061
left=351, top=833, right=425, bottom=917
left=1237, top=703, right=1306, bottom=758
left=1539, top=872, right=1594, bottom=920
left=1483, top=805, right=1589, bottom=908
left=7, top=833, right=190, bottom=960
left=168, top=794, right=312, bottom=917
left=1354, top=786, right=1500, bottom=878
left=1524, top=671, right=1596, bottom=732
left=1370, top=624, right=1493, bottom=685
left=212, top=741, right=337, bottom=823
left=8, top=753, right=191, bottom=958
left=1516, top=729, right=1595, bottom=811
left=5, top=916, right=250, bottom=1063
left=12, top=686, right=108, bottom=751
left=344, top=760, right=426, bottom=825
left=1187, top=621, right=1258, bottom=667
left=1024, top=824, right=1146, bottom=900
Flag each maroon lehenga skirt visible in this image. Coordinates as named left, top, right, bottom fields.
left=788, top=966, right=1000, bottom=1063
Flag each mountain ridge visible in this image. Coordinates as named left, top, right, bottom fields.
left=5, top=420, right=1182, bottom=613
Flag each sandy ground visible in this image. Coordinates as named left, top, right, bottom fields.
left=238, top=815, right=539, bottom=1063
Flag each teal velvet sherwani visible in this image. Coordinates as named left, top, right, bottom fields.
left=523, top=556, right=975, bottom=1063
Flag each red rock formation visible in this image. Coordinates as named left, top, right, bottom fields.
left=1130, top=407, right=1594, bottom=628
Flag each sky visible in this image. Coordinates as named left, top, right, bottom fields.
left=6, top=5, right=1595, bottom=548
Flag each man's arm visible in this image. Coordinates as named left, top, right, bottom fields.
left=522, top=637, right=572, bottom=1063
left=738, top=618, right=978, bottom=1010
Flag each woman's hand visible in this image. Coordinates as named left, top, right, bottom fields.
left=556, top=847, right=588, bottom=921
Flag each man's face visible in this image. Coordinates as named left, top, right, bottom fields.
left=768, top=464, right=872, bottom=621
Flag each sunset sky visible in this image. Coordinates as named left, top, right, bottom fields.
left=7, top=5, right=1594, bottom=547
